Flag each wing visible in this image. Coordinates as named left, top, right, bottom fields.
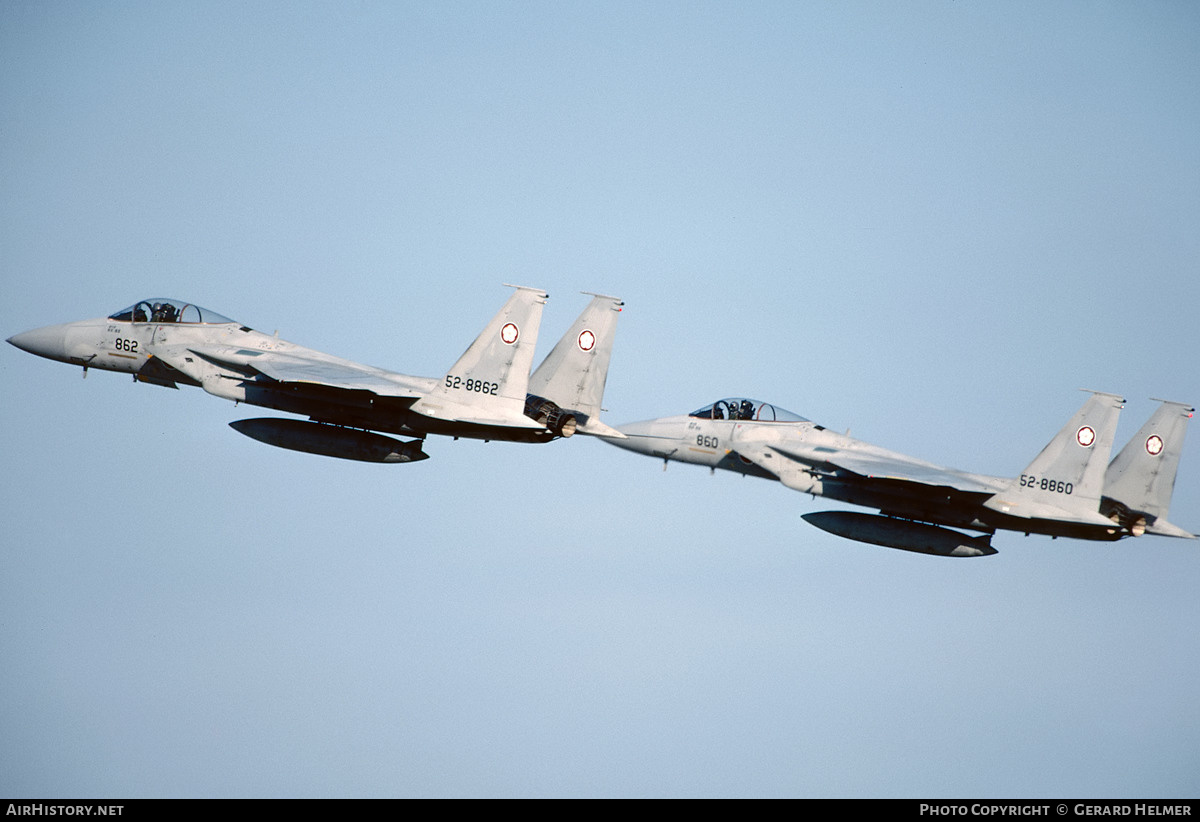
left=729, top=437, right=1006, bottom=498
left=767, top=441, right=1006, bottom=494
left=222, top=350, right=424, bottom=395
left=146, top=343, right=436, bottom=441
left=788, top=447, right=1005, bottom=493
left=154, top=343, right=432, bottom=398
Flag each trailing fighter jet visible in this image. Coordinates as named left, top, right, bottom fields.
left=7, top=286, right=624, bottom=462
left=602, top=393, right=1194, bottom=556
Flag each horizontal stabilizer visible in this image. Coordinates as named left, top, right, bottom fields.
left=1143, top=519, right=1197, bottom=540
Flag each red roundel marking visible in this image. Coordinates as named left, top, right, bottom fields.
left=1146, top=435, right=1164, bottom=456
left=1076, top=426, right=1096, bottom=447
left=577, top=329, right=596, bottom=351
left=500, top=322, right=519, bottom=345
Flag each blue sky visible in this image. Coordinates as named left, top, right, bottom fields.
left=2, top=1, right=1198, bottom=798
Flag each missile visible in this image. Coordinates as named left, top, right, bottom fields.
left=801, top=511, right=997, bottom=557
left=229, top=418, right=428, bottom=463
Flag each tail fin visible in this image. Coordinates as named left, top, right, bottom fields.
left=984, top=390, right=1125, bottom=526
left=410, top=285, right=548, bottom=428
left=528, top=292, right=624, bottom=437
left=1103, top=399, right=1195, bottom=538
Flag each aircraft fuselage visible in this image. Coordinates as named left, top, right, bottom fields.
left=8, top=299, right=563, bottom=446
left=604, top=397, right=1175, bottom=546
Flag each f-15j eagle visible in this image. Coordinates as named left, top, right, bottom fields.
left=603, top=392, right=1194, bottom=556
left=8, top=286, right=625, bottom=463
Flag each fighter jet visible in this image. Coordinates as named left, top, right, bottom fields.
left=8, top=286, right=625, bottom=462
left=603, top=393, right=1194, bottom=556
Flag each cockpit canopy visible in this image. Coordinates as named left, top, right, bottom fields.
left=108, top=299, right=237, bottom=325
left=689, top=398, right=808, bottom=422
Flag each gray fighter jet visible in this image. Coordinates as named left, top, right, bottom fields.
left=8, top=286, right=624, bottom=462
left=604, top=393, right=1194, bottom=556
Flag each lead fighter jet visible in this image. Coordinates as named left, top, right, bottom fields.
left=8, top=286, right=625, bottom=463
left=603, top=393, right=1194, bottom=556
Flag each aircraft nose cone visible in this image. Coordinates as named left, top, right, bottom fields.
left=7, top=325, right=69, bottom=361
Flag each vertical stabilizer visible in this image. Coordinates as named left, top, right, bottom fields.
left=410, top=285, right=548, bottom=427
left=1103, top=399, right=1194, bottom=536
left=984, top=390, right=1125, bottom=525
left=528, top=292, right=623, bottom=434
